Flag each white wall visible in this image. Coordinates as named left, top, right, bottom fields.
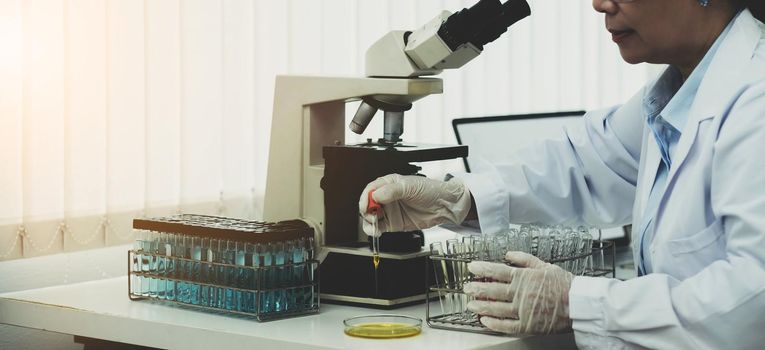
left=0, top=0, right=656, bottom=347
left=0, top=0, right=654, bottom=262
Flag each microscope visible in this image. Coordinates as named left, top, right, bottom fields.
left=263, top=0, right=530, bottom=308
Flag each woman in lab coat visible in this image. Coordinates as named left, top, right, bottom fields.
left=360, top=0, right=765, bottom=348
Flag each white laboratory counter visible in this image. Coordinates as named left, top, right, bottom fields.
left=0, top=276, right=576, bottom=350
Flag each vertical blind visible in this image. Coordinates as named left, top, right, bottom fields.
left=0, top=0, right=652, bottom=261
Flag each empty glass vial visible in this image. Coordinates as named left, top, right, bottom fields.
left=131, top=237, right=143, bottom=295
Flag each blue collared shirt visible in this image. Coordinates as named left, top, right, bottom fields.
left=637, top=19, right=735, bottom=275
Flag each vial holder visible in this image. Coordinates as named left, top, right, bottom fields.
left=426, top=225, right=615, bottom=335
left=128, top=214, right=319, bottom=322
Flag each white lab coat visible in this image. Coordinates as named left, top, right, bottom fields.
left=458, top=10, right=765, bottom=349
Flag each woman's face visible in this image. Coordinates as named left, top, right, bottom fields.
left=592, top=0, right=731, bottom=67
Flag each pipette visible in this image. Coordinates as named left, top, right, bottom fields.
left=367, top=190, right=382, bottom=269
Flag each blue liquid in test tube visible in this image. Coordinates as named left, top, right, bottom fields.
left=274, top=242, right=286, bottom=312
left=260, top=243, right=273, bottom=314
left=211, top=239, right=222, bottom=309
left=199, top=238, right=211, bottom=307
left=165, top=234, right=176, bottom=301
left=251, top=243, right=262, bottom=315
left=190, top=236, right=201, bottom=305
left=291, top=239, right=305, bottom=311
left=140, top=232, right=151, bottom=297
left=148, top=232, right=159, bottom=298
left=156, top=232, right=167, bottom=299
left=176, top=234, right=190, bottom=303
left=235, top=242, right=247, bottom=312
left=223, top=240, right=236, bottom=310
left=131, top=239, right=142, bottom=295
left=242, top=243, right=256, bottom=313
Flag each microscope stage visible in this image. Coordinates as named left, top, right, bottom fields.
left=323, top=142, right=468, bottom=163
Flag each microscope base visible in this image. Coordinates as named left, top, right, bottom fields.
left=318, top=245, right=433, bottom=309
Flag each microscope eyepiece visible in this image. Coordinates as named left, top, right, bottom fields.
left=471, top=0, right=531, bottom=48
left=437, top=0, right=503, bottom=52
left=437, top=0, right=530, bottom=52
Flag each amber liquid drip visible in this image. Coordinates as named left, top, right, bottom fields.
left=372, top=219, right=380, bottom=297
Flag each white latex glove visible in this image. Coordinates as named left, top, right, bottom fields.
left=463, top=251, right=574, bottom=335
left=358, top=174, right=472, bottom=236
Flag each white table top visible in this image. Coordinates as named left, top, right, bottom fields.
left=0, top=277, right=576, bottom=350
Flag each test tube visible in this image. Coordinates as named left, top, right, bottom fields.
left=200, top=237, right=211, bottom=307
left=537, top=230, right=554, bottom=262
left=155, top=232, right=167, bottom=300
left=223, top=239, right=236, bottom=310
left=453, top=242, right=468, bottom=318
left=493, top=235, right=509, bottom=261
left=506, top=228, right=518, bottom=252
left=209, top=238, right=220, bottom=308
left=471, top=236, right=486, bottom=261
left=565, top=230, right=581, bottom=273
left=253, top=242, right=264, bottom=314
left=140, top=230, right=151, bottom=297
left=461, top=235, right=475, bottom=252
left=164, top=233, right=176, bottom=301
left=190, top=236, right=202, bottom=305
left=304, top=237, right=316, bottom=310
left=273, top=241, right=286, bottom=312
left=429, top=242, right=447, bottom=316
left=244, top=242, right=257, bottom=313
left=445, top=239, right=462, bottom=318
left=175, top=234, right=190, bottom=303
left=259, top=243, right=273, bottom=314
left=235, top=240, right=247, bottom=312
left=286, top=240, right=299, bottom=311
left=184, top=235, right=196, bottom=304
left=550, top=233, right=565, bottom=268
left=581, top=230, right=594, bottom=275
left=148, top=231, right=161, bottom=298
left=131, top=235, right=142, bottom=296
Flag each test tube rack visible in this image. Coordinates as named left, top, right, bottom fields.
left=128, top=214, right=320, bottom=322
left=425, top=238, right=614, bottom=335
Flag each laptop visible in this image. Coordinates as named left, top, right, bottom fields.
left=451, top=110, right=629, bottom=243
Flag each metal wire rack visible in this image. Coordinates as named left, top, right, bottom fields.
left=128, top=250, right=320, bottom=321
left=127, top=214, right=319, bottom=322
left=426, top=239, right=615, bottom=335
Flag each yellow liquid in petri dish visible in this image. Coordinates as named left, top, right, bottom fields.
left=344, top=322, right=422, bottom=339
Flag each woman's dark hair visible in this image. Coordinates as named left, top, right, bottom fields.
left=739, top=0, right=765, bottom=22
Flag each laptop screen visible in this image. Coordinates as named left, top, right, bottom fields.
left=452, top=111, right=586, bottom=172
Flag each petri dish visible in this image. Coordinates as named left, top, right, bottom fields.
left=343, top=314, right=423, bottom=339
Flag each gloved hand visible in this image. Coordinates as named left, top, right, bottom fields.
left=358, top=174, right=472, bottom=236
left=463, top=251, right=574, bottom=335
